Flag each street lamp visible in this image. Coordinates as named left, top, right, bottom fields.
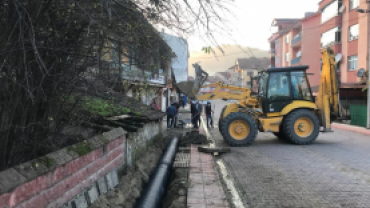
left=356, top=7, right=370, bottom=129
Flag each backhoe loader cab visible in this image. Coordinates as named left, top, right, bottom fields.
left=258, top=66, right=314, bottom=114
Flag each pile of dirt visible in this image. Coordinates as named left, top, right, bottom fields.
left=180, top=131, right=209, bottom=147
left=90, top=141, right=164, bottom=208
left=163, top=129, right=209, bottom=147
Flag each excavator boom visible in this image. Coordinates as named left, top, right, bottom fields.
left=197, top=82, right=251, bottom=101
left=316, top=48, right=346, bottom=131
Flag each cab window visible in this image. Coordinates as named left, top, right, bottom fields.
left=258, top=73, right=268, bottom=97
left=268, top=72, right=290, bottom=101
left=290, top=71, right=312, bottom=101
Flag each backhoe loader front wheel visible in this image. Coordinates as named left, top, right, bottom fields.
left=283, top=109, right=320, bottom=145
left=221, top=112, right=258, bottom=146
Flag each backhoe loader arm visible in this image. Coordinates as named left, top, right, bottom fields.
left=197, top=82, right=251, bottom=101
left=175, top=63, right=208, bottom=100
left=316, top=48, right=346, bottom=131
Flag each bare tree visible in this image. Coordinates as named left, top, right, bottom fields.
left=0, top=0, right=232, bottom=170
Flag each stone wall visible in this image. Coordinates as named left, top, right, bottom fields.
left=126, top=120, right=163, bottom=168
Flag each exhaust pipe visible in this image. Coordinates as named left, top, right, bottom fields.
left=135, top=137, right=179, bottom=208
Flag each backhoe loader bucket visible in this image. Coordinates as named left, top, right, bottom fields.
left=176, top=63, right=208, bottom=100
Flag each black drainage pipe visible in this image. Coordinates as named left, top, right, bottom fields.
left=135, top=137, right=179, bottom=208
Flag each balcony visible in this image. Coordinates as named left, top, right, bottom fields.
left=120, top=69, right=167, bottom=85
left=290, top=57, right=301, bottom=65
left=291, top=33, right=302, bottom=46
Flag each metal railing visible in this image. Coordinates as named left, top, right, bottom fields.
left=291, top=33, right=302, bottom=45
left=290, top=57, right=301, bottom=65
left=120, top=70, right=167, bottom=85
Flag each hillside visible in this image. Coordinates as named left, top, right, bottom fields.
left=188, top=45, right=269, bottom=77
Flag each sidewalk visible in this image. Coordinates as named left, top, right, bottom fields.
left=187, top=118, right=229, bottom=208
left=332, top=123, right=370, bottom=136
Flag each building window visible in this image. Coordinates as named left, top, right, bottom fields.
left=348, top=55, right=358, bottom=71
left=321, top=27, right=341, bottom=47
left=285, top=52, right=290, bottom=62
left=275, top=39, right=280, bottom=48
left=286, top=34, right=290, bottom=43
left=321, top=0, right=339, bottom=23
left=349, top=24, right=359, bottom=41
left=350, top=0, right=359, bottom=10
left=275, top=56, right=280, bottom=65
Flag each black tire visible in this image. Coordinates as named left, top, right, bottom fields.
left=273, top=124, right=288, bottom=141
left=221, top=112, right=258, bottom=146
left=218, top=106, right=227, bottom=133
left=283, top=109, right=320, bottom=145
left=273, top=132, right=286, bottom=140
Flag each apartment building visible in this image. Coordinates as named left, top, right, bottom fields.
left=269, top=14, right=321, bottom=91
left=269, top=0, right=368, bottom=99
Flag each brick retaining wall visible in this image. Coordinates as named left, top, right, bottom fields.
left=0, top=128, right=127, bottom=208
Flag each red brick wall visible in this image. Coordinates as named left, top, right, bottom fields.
left=0, top=128, right=126, bottom=208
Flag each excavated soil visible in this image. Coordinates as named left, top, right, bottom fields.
left=163, top=129, right=209, bottom=147
left=90, top=141, right=164, bottom=208
left=162, top=168, right=188, bottom=208
left=90, top=127, right=207, bottom=208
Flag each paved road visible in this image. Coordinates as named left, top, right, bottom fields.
left=208, top=100, right=370, bottom=208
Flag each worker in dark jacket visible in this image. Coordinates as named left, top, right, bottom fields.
left=205, top=101, right=214, bottom=128
left=174, top=101, right=180, bottom=128
left=193, top=100, right=202, bottom=129
left=166, top=103, right=176, bottom=128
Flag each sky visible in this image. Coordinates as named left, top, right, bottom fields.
left=187, top=0, right=320, bottom=53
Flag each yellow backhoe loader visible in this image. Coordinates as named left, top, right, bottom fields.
left=176, top=48, right=345, bottom=146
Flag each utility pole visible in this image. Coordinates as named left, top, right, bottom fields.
left=356, top=6, right=370, bottom=128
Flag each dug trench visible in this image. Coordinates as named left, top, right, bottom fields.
left=90, top=128, right=209, bottom=208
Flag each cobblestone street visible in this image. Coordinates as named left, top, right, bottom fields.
left=208, top=100, right=370, bottom=208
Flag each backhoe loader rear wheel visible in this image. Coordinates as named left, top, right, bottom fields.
left=221, top=112, right=258, bottom=146
left=283, top=109, right=320, bottom=145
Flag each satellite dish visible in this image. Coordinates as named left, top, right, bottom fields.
left=339, top=5, right=346, bottom=13
left=335, top=53, right=342, bottom=63
left=296, top=51, right=301, bottom=57
left=357, top=68, right=365, bottom=77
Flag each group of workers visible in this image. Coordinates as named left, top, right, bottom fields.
left=166, top=99, right=214, bottom=129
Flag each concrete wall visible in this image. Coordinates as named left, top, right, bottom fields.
left=302, top=13, right=322, bottom=89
